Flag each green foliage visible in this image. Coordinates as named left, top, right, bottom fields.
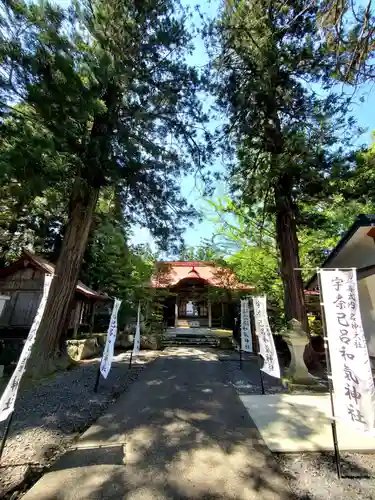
left=0, top=0, right=211, bottom=364
left=212, top=0, right=352, bottom=211
left=318, top=0, right=375, bottom=84
left=79, top=189, right=155, bottom=323
left=308, top=315, right=323, bottom=337
left=206, top=197, right=283, bottom=306
left=0, top=0, right=210, bottom=251
left=207, top=195, right=375, bottom=309
left=343, top=135, right=375, bottom=205
left=299, top=195, right=375, bottom=280
left=229, top=247, right=282, bottom=302
left=207, top=0, right=357, bottom=329
left=0, top=104, right=71, bottom=265
left=0, top=184, right=68, bottom=265
left=178, top=241, right=224, bottom=263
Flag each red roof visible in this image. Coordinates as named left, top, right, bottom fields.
left=152, top=261, right=252, bottom=290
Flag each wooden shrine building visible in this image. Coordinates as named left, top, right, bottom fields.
left=0, top=249, right=108, bottom=338
left=152, top=261, right=252, bottom=330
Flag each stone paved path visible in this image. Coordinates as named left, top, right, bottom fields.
left=23, top=347, right=293, bottom=500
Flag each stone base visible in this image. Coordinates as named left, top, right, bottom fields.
left=141, top=335, right=159, bottom=350
left=239, top=394, right=375, bottom=452
left=286, top=381, right=328, bottom=393
left=67, top=338, right=101, bottom=361
left=283, top=369, right=323, bottom=385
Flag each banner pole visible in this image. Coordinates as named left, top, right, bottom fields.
left=317, top=269, right=342, bottom=480
left=258, top=355, right=265, bottom=395
left=0, top=412, right=14, bottom=462
left=94, top=365, right=101, bottom=393
left=130, top=301, right=141, bottom=370
left=254, top=319, right=266, bottom=395
left=239, top=347, right=243, bottom=370
left=95, top=298, right=122, bottom=392
left=129, top=349, right=134, bottom=369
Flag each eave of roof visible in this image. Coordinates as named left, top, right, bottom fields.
left=305, top=214, right=375, bottom=289
left=0, top=249, right=108, bottom=300
left=155, top=261, right=214, bottom=267
left=152, top=260, right=253, bottom=290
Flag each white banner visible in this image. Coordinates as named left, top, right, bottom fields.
left=319, top=269, right=375, bottom=433
left=0, top=273, right=53, bottom=422
left=100, top=298, right=122, bottom=379
left=241, top=299, right=253, bottom=353
left=252, top=296, right=280, bottom=379
left=132, top=302, right=141, bottom=356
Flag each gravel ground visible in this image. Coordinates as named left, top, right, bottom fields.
left=275, top=452, right=375, bottom=500
left=219, top=350, right=288, bottom=395
left=220, top=351, right=375, bottom=500
left=0, top=350, right=158, bottom=498
left=4, top=347, right=375, bottom=500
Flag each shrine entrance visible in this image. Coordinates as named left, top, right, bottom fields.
left=174, top=277, right=209, bottom=327
left=162, top=277, right=234, bottom=329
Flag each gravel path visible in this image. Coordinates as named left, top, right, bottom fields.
left=22, top=347, right=292, bottom=500
left=0, top=351, right=158, bottom=498
left=275, top=452, right=375, bottom=500
left=3, top=347, right=375, bottom=500
left=221, top=351, right=375, bottom=500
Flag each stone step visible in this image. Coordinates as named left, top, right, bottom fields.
left=175, top=319, right=209, bottom=328
left=161, top=334, right=219, bottom=348
left=166, top=327, right=215, bottom=336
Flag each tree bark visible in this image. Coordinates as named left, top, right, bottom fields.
left=27, top=178, right=99, bottom=376
left=26, top=85, right=119, bottom=377
left=274, top=180, right=309, bottom=335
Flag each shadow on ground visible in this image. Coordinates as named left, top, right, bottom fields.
left=23, top=348, right=297, bottom=500
left=218, top=351, right=375, bottom=499
left=9, top=347, right=375, bottom=500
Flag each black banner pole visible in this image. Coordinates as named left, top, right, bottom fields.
left=0, top=412, right=14, bottom=462
left=258, top=355, right=265, bottom=395
left=94, top=365, right=101, bottom=393
left=129, top=349, right=134, bottom=369
left=239, top=346, right=243, bottom=370
left=317, top=269, right=342, bottom=480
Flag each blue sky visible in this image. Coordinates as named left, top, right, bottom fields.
left=54, top=0, right=375, bottom=253
left=129, top=0, right=375, bottom=254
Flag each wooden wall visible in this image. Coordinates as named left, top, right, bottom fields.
left=0, top=265, right=99, bottom=336
left=0, top=267, right=44, bottom=328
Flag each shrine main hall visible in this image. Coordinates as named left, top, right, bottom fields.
left=151, top=261, right=250, bottom=331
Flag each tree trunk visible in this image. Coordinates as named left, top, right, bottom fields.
left=27, top=178, right=99, bottom=376
left=274, top=181, right=309, bottom=335
left=25, top=83, right=119, bottom=377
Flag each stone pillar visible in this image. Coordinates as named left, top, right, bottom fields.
left=208, top=298, right=212, bottom=328
left=283, top=319, right=323, bottom=389
left=175, top=296, right=178, bottom=327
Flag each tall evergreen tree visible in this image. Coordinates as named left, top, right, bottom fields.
left=0, top=0, right=208, bottom=375
left=210, top=0, right=352, bottom=332
left=318, top=0, right=375, bottom=84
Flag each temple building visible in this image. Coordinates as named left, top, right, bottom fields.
left=152, top=261, right=251, bottom=330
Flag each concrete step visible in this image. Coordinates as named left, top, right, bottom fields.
left=175, top=319, right=209, bottom=328
left=166, top=327, right=215, bottom=336
left=161, top=334, right=219, bottom=348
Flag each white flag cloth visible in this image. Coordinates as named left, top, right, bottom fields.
left=319, top=269, right=375, bottom=433
left=132, top=302, right=141, bottom=356
left=0, top=273, right=53, bottom=422
left=240, top=299, right=253, bottom=353
left=100, top=298, right=122, bottom=379
left=252, top=296, right=280, bottom=379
